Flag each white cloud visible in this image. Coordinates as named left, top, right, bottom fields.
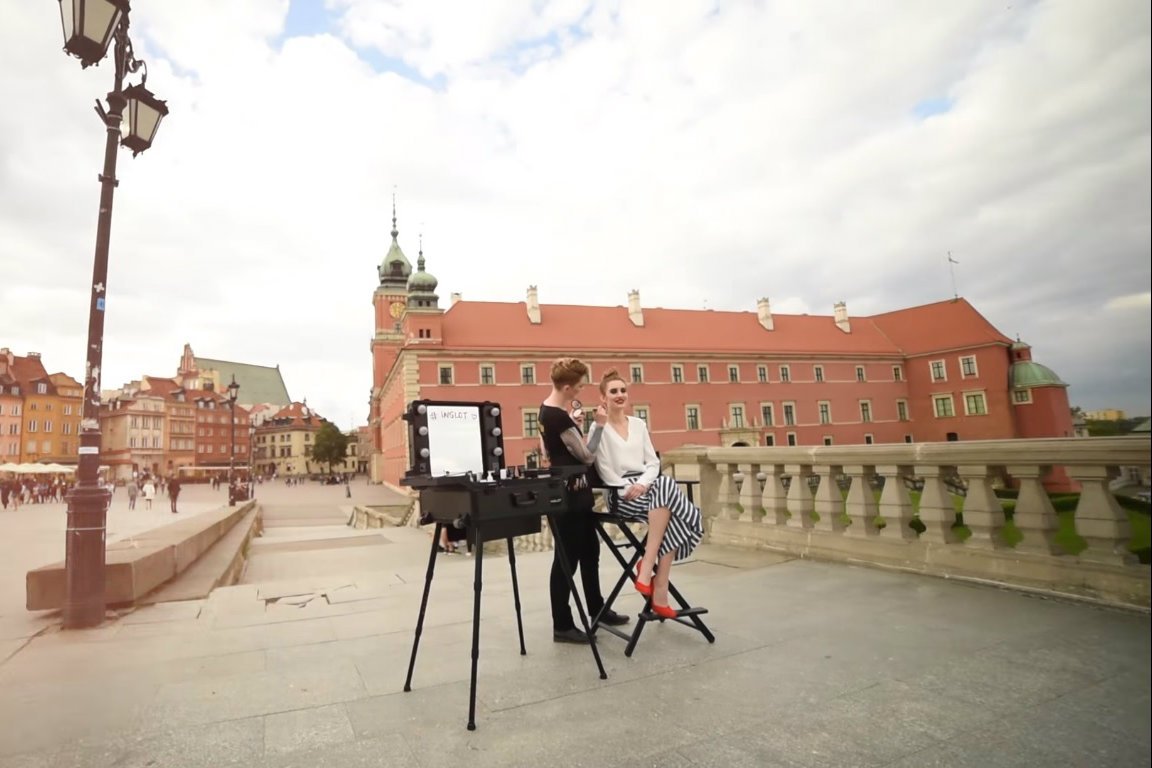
left=1, top=0, right=1149, bottom=424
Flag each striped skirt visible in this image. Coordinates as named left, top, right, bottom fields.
left=615, top=474, right=703, bottom=561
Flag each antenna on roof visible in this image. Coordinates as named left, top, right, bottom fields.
left=946, top=251, right=960, bottom=301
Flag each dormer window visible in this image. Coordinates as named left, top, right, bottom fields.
left=37, top=383, right=48, bottom=394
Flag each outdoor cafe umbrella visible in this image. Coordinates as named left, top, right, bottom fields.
left=0, top=463, right=19, bottom=473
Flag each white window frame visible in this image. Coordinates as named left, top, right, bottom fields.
left=522, top=409, right=540, bottom=438
left=634, top=405, right=650, bottom=425
left=727, top=365, right=740, bottom=383
left=760, top=402, right=774, bottom=427
left=864, top=433, right=874, bottom=445
left=856, top=365, right=866, bottom=382
left=933, top=394, right=955, bottom=418
left=782, top=401, right=796, bottom=426
left=786, top=432, right=797, bottom=446
left=479, top=364, right=495, bottom=385
left=963, top=391, right=988, bottom=416
left=757, top=365, right=768, bottom=383
left=1012, top=389, right=1033, bottom=405
left=685, top=404, right=700, bottom=430
left=859, top=400, right=872, bottom=423
left=729, top=403, right=745, bottom=428
left=779, top=365, right=791, bottom=383
left=893, top=365, right=903, bottom=381
left=813, top=365, right=824, bottom=383
left=823, top=436, right=834, bottom=446
left=630, top=364, right=644, bottom=384
left=818, top=400, right=831, bottom=425
left=520, top=363, right=536, bottom=385
left=671, top=364, right=684, bottom=384
left=438, top=364, right=455, bottom=386
left=960, top=355, right=979, bottom=378
left=897, top=399, right=909, bottom=421
left=930, top=359, right=947, bottom=382
left=697, top=364, right=709, bottom=383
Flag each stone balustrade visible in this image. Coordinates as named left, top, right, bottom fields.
left=660, top=436, right=1150, bottom=608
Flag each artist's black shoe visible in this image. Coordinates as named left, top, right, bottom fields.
left=552, top=628, right=590, bottom=644
left=598, top=609, right=630, bottom=626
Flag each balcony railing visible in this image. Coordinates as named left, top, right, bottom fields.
left=661, top=436, right=1150, bottom=608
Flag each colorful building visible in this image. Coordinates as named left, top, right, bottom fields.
left=0, top=350, right=83, bottom=465
left=252, top=401, right=325, bottom=478
left=366, top=220, right=1075, bottom=487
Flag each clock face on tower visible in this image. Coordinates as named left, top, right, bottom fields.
left=389, top=301, right=406, bottom=319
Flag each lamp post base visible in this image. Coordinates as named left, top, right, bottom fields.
left=62, top=484, right=111, bottom=629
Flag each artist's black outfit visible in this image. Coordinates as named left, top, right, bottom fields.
left=539, top=404, right=610, bottom=634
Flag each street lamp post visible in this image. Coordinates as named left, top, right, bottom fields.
left=57, top=0, right=169, bottom=629
left=227, top=376, right=239, bottom=506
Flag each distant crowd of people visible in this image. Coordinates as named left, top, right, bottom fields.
left=1, top=476, right=72, bottom=508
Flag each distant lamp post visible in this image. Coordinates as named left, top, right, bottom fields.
left=227, top=376, right=239, bottom=506
left=57, top=0, right=169, bottom=630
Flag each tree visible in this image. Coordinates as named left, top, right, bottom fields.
left=312, top=421, right=350, bottom=474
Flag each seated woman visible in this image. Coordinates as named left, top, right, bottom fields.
left=591, top=369, right=703, bottom=618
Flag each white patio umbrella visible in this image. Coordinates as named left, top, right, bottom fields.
left=0, top=462, right=19, bottom=473
left=14, top=463, right=46, bottom=474
left=40, top=463, right=75, bottom=473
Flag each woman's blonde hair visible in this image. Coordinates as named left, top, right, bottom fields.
left=598, top=368, right=626, bottom=395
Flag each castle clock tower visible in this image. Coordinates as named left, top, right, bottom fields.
left=369, top=199, right=413, bottom=481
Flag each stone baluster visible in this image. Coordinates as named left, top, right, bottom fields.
left=737, top=462, right=760, bottom=523
left=784, top=463, right=814, bottom=529
left=956, top=465, right=1006, bottom=549
left=1006, top=464, right=1060, bottom=555
left=843, top=465, right=880, bottom=537
left=715, top=463, right=741, bottom=520
left=1065, top=465, right=1134, bottom=565
left=917, top=465, right=960, bottom=544
left=760, top=464, right=789, bottom=526
left=812, top=464, right=846, bottom=532
left=876, top=465, right=916, bottom=541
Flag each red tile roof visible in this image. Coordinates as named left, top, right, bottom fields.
left=268, top=401, right=325, bottom=427
left=438, top=297, right=1009, bottom=357
left=870, top=298, right=1012, bottom=355
left=9, top=354, right=50, bottom=388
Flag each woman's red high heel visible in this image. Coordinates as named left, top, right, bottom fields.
left=652, top=604, right=678, bottom=619
left=634, top=562, right=653, bottom=597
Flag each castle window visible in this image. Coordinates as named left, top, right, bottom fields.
left=786, top=432, right=797, bottom=446
left=897, top=400, right=909, bottom=421
left=818, top=401, right=831, bottom=424
left=634, top=406, right=649, bottom=425
left=631, top=365, right=643, bottom=383
left=480, top=365, right=495, bottom=385
left=757, top=365, right=768, bottom=383
left=964, top=392, right=988, bottom=416
left=764, top=434, right=775, bottom=446
left=697, top=365, right=709, bottom=383
left=1012, top=389, right=1032, bottom=404
left=685, top=406, right=700, bottom=431
left=438, top=365, right=454, bottom=385
left=864, top=434, right=874, bottom=445
left=728, top=365, right=739, bottom=383
left=523, top=411, right=539, bottom=438
left=930, top=360, right=947, bottom=382
left=783, top=402, right=796, bottom=426
left=671, top=365, right=684, bottom=383
left=933, top=395, right=955, bottom=418
left=893, top=365, right=903, bottom=381
left=729, top=404, right=745, bottom=428
left=960, top=356, right=978, bottom=377
left=760, top=403, right=774, bottom=426
left=859, top=401, right=872, bottom=423
left=520, top=364, right=536, bottom=385
left=779, top=365, right=790, bottom=383
left=814, top=365, right=824, bottom=383
left=856, top=366, right=866, bottom=382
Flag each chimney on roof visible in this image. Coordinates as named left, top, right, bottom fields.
left=526, top=285, right=541, bottom=324
left=450, top=292, right=462, bottom=306
left=627, top=289, right=644, bottom=327
left=757, top=297, right=774, bottom=331
left=833, top=301, right=851, bottom=333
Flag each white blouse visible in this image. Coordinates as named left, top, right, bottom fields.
left=592, top=416, right=660, bottom=495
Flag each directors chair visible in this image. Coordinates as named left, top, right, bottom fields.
left=587, top=471, right=714, bottom=657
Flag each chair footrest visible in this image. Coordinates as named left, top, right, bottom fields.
left=641, top=606, right=708, bottom=620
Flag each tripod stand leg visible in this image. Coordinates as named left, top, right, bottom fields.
left=404, top=523, right=441, bottom=693
left=467, top=538, right=485, bottom=730
left=547, top=513, right=608, bottom=680
left=507, top=536, right=526, bottom=655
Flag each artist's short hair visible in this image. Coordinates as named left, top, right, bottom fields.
left=550, top=357, right=588, bottom=387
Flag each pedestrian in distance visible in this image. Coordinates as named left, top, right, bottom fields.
left=168, top=477, right=181, bottom=514
left=127, top=479, right=138, bottom=510
left=142, top=478, right=155, bottom=511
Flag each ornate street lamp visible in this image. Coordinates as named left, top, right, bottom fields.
left=227, top=376, right=239, bottom=506
left=57, top=0, right=169, bottom=629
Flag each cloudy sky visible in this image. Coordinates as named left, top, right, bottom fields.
left=1, top=0, right=1149, bottom=427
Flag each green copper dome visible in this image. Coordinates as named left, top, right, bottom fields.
left=1011, top=361, right=1067, bottom=389
left=377, top=203, right=412, bottom=287
left=408, top=253, right=438, bottom=293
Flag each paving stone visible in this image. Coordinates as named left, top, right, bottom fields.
left=263, top=703, right=356, bottom=755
